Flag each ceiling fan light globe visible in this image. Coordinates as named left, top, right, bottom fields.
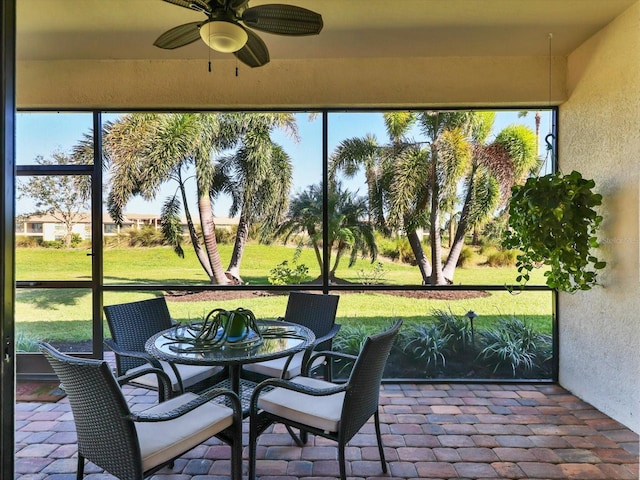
left=200, top=20, right=248, bottom=53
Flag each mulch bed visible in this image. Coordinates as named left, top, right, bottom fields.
left=165, top=287, right=490, bottom=303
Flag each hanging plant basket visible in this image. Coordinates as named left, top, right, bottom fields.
left=502, top=170, right=606, bottom=293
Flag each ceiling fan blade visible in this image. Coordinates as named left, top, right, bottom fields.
left=234, top=28, right=270, bottom=68
left=162, top=0, right=211, bottom=13
left=242, top=4, right=323, bottom=36
left=154, top=21, right=202, bottom=49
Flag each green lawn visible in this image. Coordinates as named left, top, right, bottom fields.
left=16, top=244, right=554, bottom=345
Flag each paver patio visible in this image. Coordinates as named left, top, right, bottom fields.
left=15, top=382, right=639, bottom=480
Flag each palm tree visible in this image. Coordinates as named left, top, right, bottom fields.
left=332, top=111, right=473, bottom=284
left=518, top=110, right=542, bottom=156
left=104, top=113, right=236, bottom=285
left=329, top=133, right=389, bottom=233
left=413, top=111, right=538, bottom=283
left=332, top=111, right=538, bottom=285
left=212, top=112, right=298, bottom=282
left=331, top=112, right=437, bottom=283
left=275, top=181, right=377, bottom=282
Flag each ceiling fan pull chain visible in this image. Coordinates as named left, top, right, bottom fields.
left=235, top=58, right=239, bottom=77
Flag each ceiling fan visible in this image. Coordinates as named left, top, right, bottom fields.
left=154, top=0, right=323, bottom=68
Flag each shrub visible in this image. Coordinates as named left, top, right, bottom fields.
left=456, top=246, right=476, bottom=267
left=483, top=246, right=518, bottom=267
left=333, top=323, right=375, bottom=376
left=432, top=308, right=472, bottom=353
left=402, top=323, right=451, bottom=371
left=70, top=233, right=83, bottom=248
left=16, top=331, right=40, bottom=353
left=16, top=236, right=40, bottom=248
left=41, top=240, right=64, bottom=249
left=356, top=261, right=386, bottom=284
left=478, top=316, right=550, bottom=377
left=214, top=227, right=235, bottom=244
left=333, top=324, right=373, bottom=355
left=377, top=235, right=417, bottom=264
left=268, top=259, right=309, bottom=285
left=126, top=225, right=166, bottom=247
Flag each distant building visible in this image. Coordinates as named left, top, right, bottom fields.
left=15, top=212, right=239, bottom=242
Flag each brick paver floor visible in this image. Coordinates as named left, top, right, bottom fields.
left=15, top=383, right=639, bottom=479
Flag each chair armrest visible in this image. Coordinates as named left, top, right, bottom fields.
left=302, top=348, right=356, bottom=377
left=116, top=367, right=172, bottom=401
left=309, top=349, right=356, bottom=362
left=313, top=324, right=341, bottom=347
left=129, top=388, right=241, bottom=423
left=104, top=339, right=163, bottom=370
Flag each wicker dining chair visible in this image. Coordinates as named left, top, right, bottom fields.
left=243, top=292, right=340, bottom=381
left=104, top=296, right=223, bottom=395
left=40, top=342, right=242, bottom=480
left=248, top=319, right=402, bottom=480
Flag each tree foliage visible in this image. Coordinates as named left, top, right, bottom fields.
left=103, top=112, right=296, bottom=284
left=17, top=153, right=91, bottom=248
left=274, top=181, right=377, bottom=280
left=330, top=111, right=539, bottom=285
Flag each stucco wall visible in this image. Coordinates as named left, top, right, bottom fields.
left=560, top=3, right=640, bottom=433
left=17, top=56, right=566, bottom=109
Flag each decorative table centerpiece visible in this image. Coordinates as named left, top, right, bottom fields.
left=164, top=307, right=264, bottom=352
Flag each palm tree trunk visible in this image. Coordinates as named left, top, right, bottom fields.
left=407, top=229, right=431, bottom=284
left=429, top=208, right=446, bottom=284
left=330, top=244, right=345, bottom=279
left=181, top=183, right=214, bottom=279
left=448, top=215, right=455, bottom=248
left=472, top=225, right=480, bottom=245
left=429, top=145, right=446, bottom=285
left=226, top=210, right=249, bottom=283
left=198, top=195, right=230, bottom=285
left=442, top=174, right=475, bottom=281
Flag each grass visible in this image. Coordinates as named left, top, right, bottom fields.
left=16, top=243, right=554, bottom=345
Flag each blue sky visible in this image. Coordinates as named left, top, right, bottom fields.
left=16, top=110, right=553, bottom=217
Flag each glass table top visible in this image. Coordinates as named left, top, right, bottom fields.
left=146, top=319, right=315, bottom=366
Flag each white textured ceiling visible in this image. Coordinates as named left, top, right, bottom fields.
left=17, top=0, right=637, bottom=62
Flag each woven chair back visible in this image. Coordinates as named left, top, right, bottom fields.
left=284, top=292, right=339, bottom=346
left=341, top=319, right=402, bottom=442
left=104, top=296, right=172, bottom=374
left=40, top=343, right=143, bottom=480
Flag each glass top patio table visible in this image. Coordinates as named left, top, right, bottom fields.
left=145, top=319, right=315, bottom=411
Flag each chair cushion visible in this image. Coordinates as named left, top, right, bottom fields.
left=127, top=361, right=222, bottom=392
left=257, top=376, right=345, bottom=433
left=136, top=392, right=234, bottom=471
left=243, top=351, right=304, bottom=379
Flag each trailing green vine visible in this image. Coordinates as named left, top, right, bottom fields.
left=503, top=170, right=606, bottom=293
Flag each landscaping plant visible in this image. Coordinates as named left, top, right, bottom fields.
left=402, top=324, right=452, bottom=372
left=478, top=316, right=551, bottom=377
left=432, top=308, right=472, bottom=353
left=503, top=170, right=606, bottom=292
